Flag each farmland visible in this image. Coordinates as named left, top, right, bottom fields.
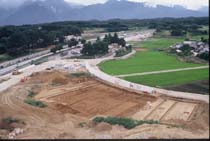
left=99, top=51, right=205, bottom=75
left=130, top=38, right=184, bottom=49
left=100, top=34, right=209, bottom=92
left=123, top=68, right=209, bottom=88
left=128, top=38, right=184, bottom=49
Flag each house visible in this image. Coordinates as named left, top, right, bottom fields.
left=171, top=39, right=209, bottom=60
left=64, top=35, right=81, bottom=42
left=176, top=49, right=182, bottom=53
left=173, top=43, right=183, bottom=49
left=183, top=40, right=196, bottom=45
left=192, top=51, right=198, bottom=57
left=108, top=43, right=122, bottom=53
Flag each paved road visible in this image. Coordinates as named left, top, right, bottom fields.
left=0, top=46, right=77, bottom=76
left=115, top=66, right=209, bottom=78
left=0, top=52, right=53, bottom=76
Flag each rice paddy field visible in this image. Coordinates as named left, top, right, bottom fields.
left=99, top=51, right=205, bottom=75
left=123, top=68, right=209, bottom=87
left=128, top=38, right=184, bottom=49
left=99, top=36, right=209, bottom=90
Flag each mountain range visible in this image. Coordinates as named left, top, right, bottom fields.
left=0, top=0, right=208, bottom=26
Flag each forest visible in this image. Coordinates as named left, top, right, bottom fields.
left=0, top=17, right=208, bottom=59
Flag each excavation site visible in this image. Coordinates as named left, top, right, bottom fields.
left=0, top=70, right=209, bottom=139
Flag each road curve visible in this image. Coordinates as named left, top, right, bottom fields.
left=85, top=51, right=209, bottom=103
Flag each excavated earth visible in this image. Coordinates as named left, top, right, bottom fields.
left=0, top=71, right=209, bottom=139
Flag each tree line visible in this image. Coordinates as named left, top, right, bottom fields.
left=0, top=17, right=208, bottom=59
left=0, top=24, right=82, bottom=57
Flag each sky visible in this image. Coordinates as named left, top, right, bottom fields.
left=0, top=0, right=208, bottom=10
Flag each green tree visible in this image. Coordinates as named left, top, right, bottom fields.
left=112, top=33, right=119, bottom=43
left=81, top=39, right=86, bottom=44
left=118, top=38, right=126, bottom=47
left=68, top=38, right=78, bottom=47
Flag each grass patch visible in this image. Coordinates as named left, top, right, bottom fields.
left=78, top=122, right=87, bottom=128
left=2, top=117, right=19, bottom=124
left=197, top=26, right=209, bottom=33
left=100, top=51, right=204, bottom=75
left=31, top=57, right=48, bottom=65
left=115, top=49, right=131, bottom=57
left=154, top=30, right=172, bottom=37
left=70, top=55, right=95, bottom=59
left=0, top=54, right=13, bottom=63
left=93, top=116, right=159, bottom=129
left=50, top=82, right=62, bottom=86
left=123, top=68, right=209, bottom=87
left=189, top=35, right=209, bottom=40
left=140, top=38, right=184, bottom=50
left=24, top=98, right=47, bottom=108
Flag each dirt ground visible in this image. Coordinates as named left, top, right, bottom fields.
left=166, top=79, right=209, bottom=95
left=0, top=71, right=209, bottom=139
left=133, top=48, right=148, bottom=52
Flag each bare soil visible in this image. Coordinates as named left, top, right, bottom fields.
left=0, top=71, right=209, bottom=139
left=134, top=48, right=148, bottom=52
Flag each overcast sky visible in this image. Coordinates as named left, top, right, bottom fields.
left=0, top=0, right=209, bottom=10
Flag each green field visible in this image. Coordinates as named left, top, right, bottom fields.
left=100, top=34, right=209, bottom=88
left=190, top=35, right=209, bottom=40
left=129, top=38, right=184, bottom=49
left=123, top=68, right=209, bottom=87
left=99, top=51, right=205, bottom=75
left=198, top=26, right=209, bottom=31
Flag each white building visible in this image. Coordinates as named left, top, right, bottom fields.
left=64, top=35, right=81, bottom=42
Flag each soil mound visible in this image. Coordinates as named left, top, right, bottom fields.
left=94, top=122, right=112, bottom=132
left=51, top=77, right=68, bottom=85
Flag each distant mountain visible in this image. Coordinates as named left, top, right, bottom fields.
left=0, top=0, right=208, bottom=25
left=198, top=6, right=209, bottom=13
left=69, top=0, right=207, bottom=20
left=1, top=0, right=75, bottom=25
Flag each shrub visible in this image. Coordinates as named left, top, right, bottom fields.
left=2, top=117, right=19, bottom=124
left=78, top=122, right=87, bottom=128
left=28, top=90, right=36, bottom=97
left=31, top=57, right=48, bottom=65
left=93, top=116, right=159, bottom=129
left=115, top=49, right=131, bottom=57
left=24, top=98, right=47, bottom=108
left=93, top=117, right=105, bottom=123
left=69, top=73, right=90, bottom=78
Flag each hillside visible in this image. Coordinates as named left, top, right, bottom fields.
left=0, top=0, right=208, bottom=25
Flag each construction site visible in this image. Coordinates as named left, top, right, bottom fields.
left=0, top=29, right=209, bottom=139
left=0, top=68, right=209, bottom=139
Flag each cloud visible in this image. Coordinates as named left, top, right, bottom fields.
left=0, top=0, right=32, bottom=9
left=64, top=0, right=107, bottom=5
left=0, top=0, right=25, bottom=8
left=0, top=0, right=209, bottom=10
left=128, top=0, right=209, bottom=10
left=66, top=0, right=209, bottom=9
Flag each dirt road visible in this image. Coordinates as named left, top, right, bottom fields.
left=115, top=66, right=209, bottom=77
